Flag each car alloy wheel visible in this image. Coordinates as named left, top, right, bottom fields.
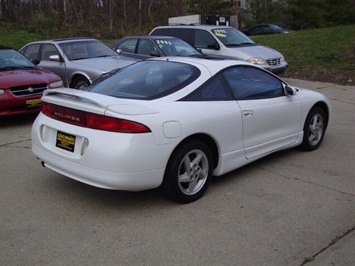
left=301, top=106, right=327, bottom=151
left=163, top=140, right=213, bottom=203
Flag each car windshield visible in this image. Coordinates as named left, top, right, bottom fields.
left=154, top=38, right=202, bottom=56
left=59, top=40, right=118, bottom=61
left=89, top=61, right=200, bottom=100
left=271, top=25, right=283, bottom=30
left=212, top=28, right=255, bottom=47
left=0, top=48, right=35, bottom=70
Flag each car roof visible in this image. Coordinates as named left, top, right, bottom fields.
left=154, top=24, right=234, bottom=30
left=122, top=36, right=180, bottom=40
left=149, top=56, right=255, bottom=74
left=249, top=24, right=279, bottom=27
left=24, top=37, right=98, bottom=45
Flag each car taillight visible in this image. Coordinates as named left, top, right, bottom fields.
left=42, top=102, right=151, bottom=133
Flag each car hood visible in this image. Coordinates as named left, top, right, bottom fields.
left=229, top=44, right=283, bottom=59
left=0, top=68, right=60, bottom=89
left=71, top=56, right=137, bottom=72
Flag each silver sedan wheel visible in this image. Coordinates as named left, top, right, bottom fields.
left=177, top=149, right=209, bottom=196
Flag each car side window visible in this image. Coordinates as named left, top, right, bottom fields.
left=194, top=30, right=217, bottom=49
left=41, top=44, right=60, bottom=61
left=254, top=26, right=262, bottom=34
left=223, top=66, right=284, bottom=100
left=264, top=25, right=272, bottom=33
left=22, top=44, right=40, bottom=60
left=137, top=39, right=157, bottom=56
left=182, top=74, right=233, bottom=101
left=118, top=39, right=137, bottom=54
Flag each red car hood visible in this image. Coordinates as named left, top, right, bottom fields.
left=0, top=68, right=60, bottom=89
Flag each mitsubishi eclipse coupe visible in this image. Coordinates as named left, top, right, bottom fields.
left=31, top=57, right=331, bottom=203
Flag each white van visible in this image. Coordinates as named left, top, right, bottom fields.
left=149, top=25, right=288, bottom=74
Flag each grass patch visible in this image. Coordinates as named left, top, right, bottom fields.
left=250, top=25, right=355, bottom=84
left=0, top=22, right=45, bottom=49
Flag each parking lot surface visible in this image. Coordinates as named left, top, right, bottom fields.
left=1, top=78, right=354, bottom=265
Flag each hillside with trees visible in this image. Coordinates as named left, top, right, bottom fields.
left=0, top=0, right=354, bottom=37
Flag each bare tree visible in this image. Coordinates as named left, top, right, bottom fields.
left=0, top=0, right=183, bottom=36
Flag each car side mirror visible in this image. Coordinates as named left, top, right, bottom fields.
left=207, top=43, right=220, bottom=50
left=150, top=51, right=161, bottom=57
left=31, top=58, right=40, bottom=65
left=284, top=84, right=298, bottom=96
left=116, top=49, right=122, bottom=55
left=49, top=54, right=63, bottom=62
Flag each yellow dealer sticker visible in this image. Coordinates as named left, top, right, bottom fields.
left=56, top=131, right=76, bottom=152
left=25, top=98, right=41, bottom=108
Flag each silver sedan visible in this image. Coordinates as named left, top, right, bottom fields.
left=19, top=37, right=136, bottom=88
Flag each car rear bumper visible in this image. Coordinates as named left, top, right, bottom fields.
left=32, top=141, right=166, bottom=191
left=31, top=113, right=170, bottom=191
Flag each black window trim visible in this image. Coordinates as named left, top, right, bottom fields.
left=220, top=65, right=286, bottom=101
left=180, top=64, right=287, bottom=102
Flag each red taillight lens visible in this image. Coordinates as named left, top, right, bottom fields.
left=42, top=102, right=86, bottom=127
left=42, top=102, right=151, bottom=133
left=86, top=113, right=151, bottom=133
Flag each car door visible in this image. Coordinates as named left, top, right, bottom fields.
left=37, top=43, right=68, bottom=84
left=223, top=66, right=303, bottom=159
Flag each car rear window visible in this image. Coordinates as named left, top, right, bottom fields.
left=88, top=61, right=200, bottom=100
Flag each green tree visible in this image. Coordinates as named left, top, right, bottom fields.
left=286, top=0, right=328, bottom=29
left=241, top=0, right=286, bottom=28
left=325, top=0, right=355, bottom=26
left=241, top=0, right=355, bottom=30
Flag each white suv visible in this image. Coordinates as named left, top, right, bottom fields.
left=150, top=25, right=288, bottom=75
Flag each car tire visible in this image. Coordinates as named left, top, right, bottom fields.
left=300, top=106, right=327, bottom=151
left=162, top=140, right=214, bottom=203
left=72, top=76, right=89, bottom=89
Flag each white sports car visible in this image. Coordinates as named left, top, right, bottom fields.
left=31, top=57, right=331, bottom=203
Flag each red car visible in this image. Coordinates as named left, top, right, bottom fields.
left=0, top=45, right=63, bottom=116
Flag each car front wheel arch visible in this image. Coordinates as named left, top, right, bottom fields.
left=70, top=75, right=90, bottom=89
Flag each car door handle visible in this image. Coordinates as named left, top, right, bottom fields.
left=242, top=110, right=254, bottom=117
